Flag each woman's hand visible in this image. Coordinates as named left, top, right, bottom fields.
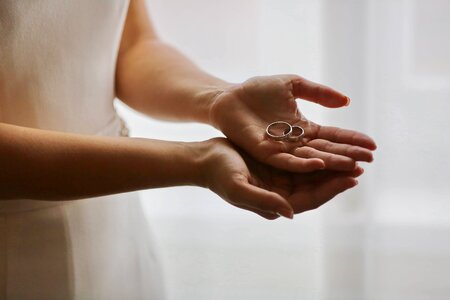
left=209, top=75, right=376, bottom=173
left=200, top=138, right=363, bottom=220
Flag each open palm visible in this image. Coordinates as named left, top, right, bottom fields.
left=210, top=75, right=376, bottom=172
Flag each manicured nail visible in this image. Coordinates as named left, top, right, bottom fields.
left=277, top=209, right=294, bottom=219
left=345, top=97, right=351, bottom=106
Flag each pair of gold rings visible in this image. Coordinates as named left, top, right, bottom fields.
left=266, top=121, right=305, bottom=142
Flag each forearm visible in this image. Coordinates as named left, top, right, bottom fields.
left=116, top=40, right=232, bottom=124
left=0, top=123, right=206, bottom=200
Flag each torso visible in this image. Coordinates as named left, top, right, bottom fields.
left=0, top=1, right=166, bottom=298
left=0, top=0, right=127, bottom=134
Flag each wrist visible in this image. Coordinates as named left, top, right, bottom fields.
left=183, top=139, right=215, bottom=188
left=186, top=138, right=229, bottom=189
left=195, top=82, right=235, bottom=128
left=206, top=83, right=248, bottom=132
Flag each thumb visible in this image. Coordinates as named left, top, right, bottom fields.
left=291, top=77, right=350, bottom=108
left=233, top=181, right=294, bottom=219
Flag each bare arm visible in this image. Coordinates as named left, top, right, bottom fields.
left=0, top=123, right=205, bottom=200
left=114, top=1, right=376, bottom=175
left=115, top=0, right=230, bottom=124
left=0, top=123, right=296, bottom=219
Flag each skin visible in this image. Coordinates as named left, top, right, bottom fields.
left=203, top=138, right=364, bottom=219
left=0, top=0, right=376, bottom=219
left=116, top=1, right=376, bottom=173
left=209, top=75, right=377, bottom=173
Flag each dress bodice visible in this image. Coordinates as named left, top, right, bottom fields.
left=0, top=0, right=129, bottom=135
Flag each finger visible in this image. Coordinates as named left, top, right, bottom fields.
left=232, top=181, right=294, bottom=219
left=310, top=165, right=365, bottom=184
left=233, top=203, right=281, bottom=220
left=291, top=77, right=349, bottom=108
left=297, top=165, right=364, bottom=185
left=268, top=181, right=292, bottom=200
left=250, top=168, right=292, bottom=199
left=312, top=176, right=358, bottom=207
left=294, top=177, right=358, bottom=214
left=348, top=165, right=364, bottom=177
left=266, top=152, right=325, bottom=173
left=317, top=126, right=377, bottom=150
left=293, top=146, right=356, bottom=171
left=307, top=139, right=374, bottom=162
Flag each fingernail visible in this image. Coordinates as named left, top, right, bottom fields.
left=345, top=97, right=351, bottom=106
left=277, top=209, right=294, bottom=219
left=317, top=160, right=326, bottom=169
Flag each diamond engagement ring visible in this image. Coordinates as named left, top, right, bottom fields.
left=266, top=121, right=305, bottom=142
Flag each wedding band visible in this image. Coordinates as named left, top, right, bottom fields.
left=287, top=125, right=305, bottom=142
left=266, top=121, right=292, bottom=141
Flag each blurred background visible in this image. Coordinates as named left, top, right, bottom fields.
left=116, top=0, right=450, bottom=299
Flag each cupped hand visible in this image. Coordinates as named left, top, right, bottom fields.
left=202, top=138, right=363, bottom=220
left=209, top=75, right=376, bottom=173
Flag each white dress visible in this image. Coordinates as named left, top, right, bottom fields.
left=0, top=1, right=166, bottom=299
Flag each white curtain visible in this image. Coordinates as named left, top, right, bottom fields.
left=116, top=0, right=450, bottom=299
